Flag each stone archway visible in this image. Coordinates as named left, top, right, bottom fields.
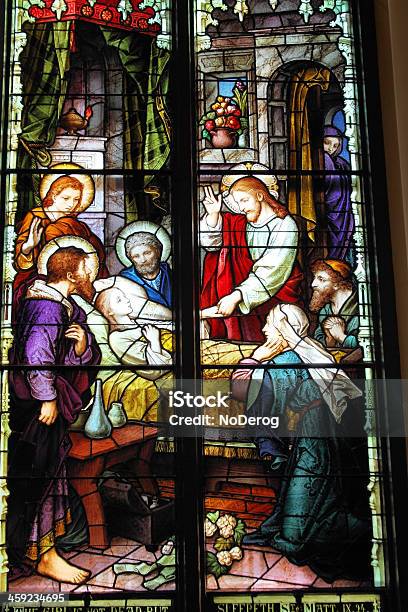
left=265, top=60, right=345, bottom=295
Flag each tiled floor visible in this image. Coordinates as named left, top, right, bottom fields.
left=9, top=538, right=176, bottom=594
left=206, top=543, right=371, bottom=592
left=8, top=537, right=370, bottom=593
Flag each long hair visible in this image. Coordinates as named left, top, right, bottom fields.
left=230, top=176, right=288, bottom=219
left=42, top=175, right=84, bottom=210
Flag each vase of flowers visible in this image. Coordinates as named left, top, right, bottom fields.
left=200, top=81, right=248, bottom=149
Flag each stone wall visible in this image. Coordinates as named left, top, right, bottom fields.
left=198, top=1, right=345, bottom=170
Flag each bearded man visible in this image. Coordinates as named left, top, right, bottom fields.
left=200, top=175, right=303, bottom=342
left=8, top=245, right=101, bottom=584
left=309, top=259, right=359, bottom=348
left=120, top=231, right=171, bottom=308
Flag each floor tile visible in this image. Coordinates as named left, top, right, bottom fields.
left=121, top=548, right=159, bottom=563
left=9, top=576, right=59, bottom=592
left=59, top=581, right=83, bottom=593
left=72, top=584, right=119, bottom=593
left=87, top=567, right=116, bottom=588
left=264, top=552, right=282, bottom=569
left=251, top=578, right=305, bottom=590
left=156, top=580, right=176, bottom=591
left=60, top=550, right=82, bottom=560
left=262, top=556, right=317, bottom=585
left=115, top=572, right=145, bottom=591
left=206, top=575, right=218, bottom=590
left=229, top=549, right=268, bottom=578
left=103, top=537, right=141, bottom=558
left=69, top=552, right=120, bottom=577
left=217, top=574, right=256, bottom=590
left=313, top=577, right=360, bottom=588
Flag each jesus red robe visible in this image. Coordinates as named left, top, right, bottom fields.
left=200, top=212, right=304, bottom=342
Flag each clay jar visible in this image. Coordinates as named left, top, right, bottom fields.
left=210, top=128, right=237, bottom=148
left=108, top=401, right=127, bottom=428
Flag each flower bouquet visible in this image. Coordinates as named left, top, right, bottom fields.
left=200, top=81, right=248, bottom=149
left=205, top=510, right=247, bottom=578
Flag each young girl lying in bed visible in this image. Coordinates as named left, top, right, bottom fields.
left=94, top=286, right=172, bottom=377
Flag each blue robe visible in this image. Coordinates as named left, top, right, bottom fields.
left=120, top=262, right=172, bottom=308
left=324, top=152, right=355, bottom=265
left=243, top=350, right=370, bottom=582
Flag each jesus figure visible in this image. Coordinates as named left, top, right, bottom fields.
left=200, top=175, right=303, bottom=341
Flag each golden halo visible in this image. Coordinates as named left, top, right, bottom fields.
left=116, top=221, right=171, bottom=268
left=39, top=163, right=95, bottom=213
left=37, top=236, right=100, bottom=281
left=219, top=163, right=279, bottom=214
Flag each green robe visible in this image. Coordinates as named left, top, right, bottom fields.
left=243, top=350, right=370, bottom=582
left=314, top=289, right=359, bottom=348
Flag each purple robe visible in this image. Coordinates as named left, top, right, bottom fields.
left=7, top=293, right=101, bottom=574
left=324, top=151, right=355, bottom=261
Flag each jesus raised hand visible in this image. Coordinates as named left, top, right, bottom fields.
left=202, top=185, right=222, bottom=227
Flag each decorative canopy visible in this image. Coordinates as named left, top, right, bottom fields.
left=27, top=0, right=161, bottom=35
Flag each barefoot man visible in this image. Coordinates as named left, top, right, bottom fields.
left=7, top=243, right=101, bottom=584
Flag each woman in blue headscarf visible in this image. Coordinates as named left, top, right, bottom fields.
left=323, top=126, right=356, bottom=265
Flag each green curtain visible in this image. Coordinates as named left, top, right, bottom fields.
left=16, top=23, right=170, bottom=222
left=101, top=29, right=170, bottom=221
left=144, top=41, right=171, bottom=174
left=16, top=22, right=71, bottom=221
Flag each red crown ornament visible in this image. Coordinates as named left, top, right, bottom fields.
left=28, top=0, right=161, bottom=35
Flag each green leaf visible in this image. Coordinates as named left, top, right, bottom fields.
left=233, top=519, right=247, bottom=546
left=206, top=511, right=220, bottom=524
left=206, top=552, right=229, bottom=579
left=214, top=536, right=234, bottom=552
left=207, top=111, right=216, bottom=120
left=202, top=129, right=211, bottom=141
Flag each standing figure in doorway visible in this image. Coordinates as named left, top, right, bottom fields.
left=323, top=126, right=355, bottom=265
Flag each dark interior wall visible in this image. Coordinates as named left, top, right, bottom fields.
left=375, top=0, right=408, bottom=376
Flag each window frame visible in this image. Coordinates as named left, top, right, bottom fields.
left=0, top=0, right=407, bottom=610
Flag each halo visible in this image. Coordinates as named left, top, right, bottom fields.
left=116, top=221, right=171, bottom=268
left=39, top=163, right=95, bottom=213
left=37, top=236, right=100, bottom=281
left=219, top=162, right=279, bottom=214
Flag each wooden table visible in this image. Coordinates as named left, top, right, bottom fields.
left=68, top=423, right=158, bottom=549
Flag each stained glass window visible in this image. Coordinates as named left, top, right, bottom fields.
left=0, top=0, right=404, bottom=611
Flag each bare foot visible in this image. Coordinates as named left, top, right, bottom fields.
left=37, top=548, right=90, bottom=585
